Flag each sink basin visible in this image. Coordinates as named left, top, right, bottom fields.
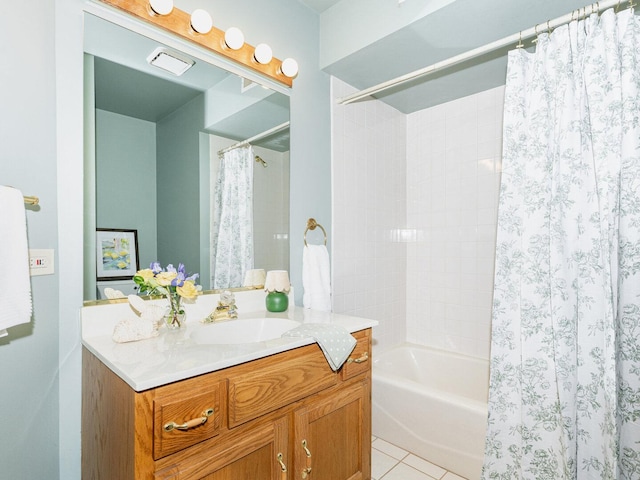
left=190, top=317, right=301, bottom=345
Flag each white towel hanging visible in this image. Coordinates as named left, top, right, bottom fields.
left=0, top=186, right=32, bottom=336
left=302, top=244, right=331, bottom=311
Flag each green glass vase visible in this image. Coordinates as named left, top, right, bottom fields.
left=265, top=291, right=289, bottom=312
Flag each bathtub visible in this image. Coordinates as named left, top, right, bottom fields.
left=372, top=344, right=489, bottom=480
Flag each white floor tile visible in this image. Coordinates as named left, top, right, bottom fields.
left=443, top=472, right=468, bottom=480
left=372, top=448, right=399, bottom=480
left=381, top=462, right=439, bottom=480
left=372, top=435, right=469, bottom=480
left=404, top=454, right=447, bottom=479
left=372, top=438, right=409, bottom=461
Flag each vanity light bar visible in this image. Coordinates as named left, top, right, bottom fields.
left=98, top=0, right=297, bottom=87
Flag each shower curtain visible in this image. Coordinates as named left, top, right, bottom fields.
left=211, top=145, right=254, bottom=289
left=483, top=8, right=640, bottom=480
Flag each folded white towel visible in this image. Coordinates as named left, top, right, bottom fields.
left=0, top=186, right=32, bottom=336
left=302, top=244, right=331, bottom=311
left=282, top=323, right=356, bottom=371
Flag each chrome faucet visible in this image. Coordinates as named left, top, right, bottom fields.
left=203, top=291, right=238, bottom=323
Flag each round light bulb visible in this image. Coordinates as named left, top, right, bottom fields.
left=224, top=27, right=245, bottom=50
left=280, top=58, right=299, bottom=78
left=253, top=43, right=273, bottom=65
left=149, top=0, right=173, bottom=15
left=190, top=9, right=213, bottom=34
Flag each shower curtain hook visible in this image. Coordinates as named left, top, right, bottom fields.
left=629, top=0, right=637, bottom=12
left=516, top=31, right=524, bottom=48
left=532, top=24, right=539, bottom=44
left=546, top=20, right=552, bottom=35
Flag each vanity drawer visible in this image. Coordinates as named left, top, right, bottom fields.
left=153, top=376, right=222, bottom=459
left=341, top=329, right=371, bottom=380
left=228, top=345, right=338, bottom=427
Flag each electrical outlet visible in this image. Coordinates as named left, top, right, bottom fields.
left=29, top=249, right=55, bottom=276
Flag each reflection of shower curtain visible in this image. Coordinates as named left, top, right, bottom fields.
left=211, top=145, right=254, bottom=289
left=483, top=8, right=640, bottom=479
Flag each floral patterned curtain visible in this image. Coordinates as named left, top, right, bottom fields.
left=483, top=8, right=640, bottom=479
left=211, top=145, right=254, bottom=289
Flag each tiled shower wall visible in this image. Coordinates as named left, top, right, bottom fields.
left=331, top=78, right=408, bottom=353
left=331, top=76, right=504, bottom=359
left=405, top=86, right=504, bottom=360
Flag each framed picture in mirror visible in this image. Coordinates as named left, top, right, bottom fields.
left=96, top=228, right=140, bottom=280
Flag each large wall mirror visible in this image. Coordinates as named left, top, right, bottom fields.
left=83, top=12, right=290, bottom=301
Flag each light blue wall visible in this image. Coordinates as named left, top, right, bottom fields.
left=156, top=94, right=204, bottom=273
left=0, top=1, right=60, bottom=479
left=42, top=0, right=330, bottom=478
left=96, top=109, right=158, bottom=270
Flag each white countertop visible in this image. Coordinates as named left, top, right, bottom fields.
left=81, top=289, right=378, bottom=392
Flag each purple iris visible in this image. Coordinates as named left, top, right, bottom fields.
left=150, top=261, right=162, bottom=274
left=169, top=263, right=199, bottom=287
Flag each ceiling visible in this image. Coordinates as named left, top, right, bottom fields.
left=297, top=0, right=340, bottom=13
left=298, top=0, right=631, bottom=113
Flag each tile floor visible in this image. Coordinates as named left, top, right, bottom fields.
left=372, top=436, right=468, bottom=480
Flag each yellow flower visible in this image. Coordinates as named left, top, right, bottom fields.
left=116, top=261, right=127, bottom=269
left=177, top=281, right=198, bottom=300
left=135, top=269, right=155, bottom=281
left=110, top=252, right=120, bottom=259
left=156, top=271, right=177, bottom=286
left=119, top=250, right=129, bottom=257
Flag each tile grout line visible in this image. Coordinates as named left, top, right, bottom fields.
left=372, top=437, right=464, bottom=480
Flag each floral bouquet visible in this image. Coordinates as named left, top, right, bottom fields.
left=133, top=262, right=200, bottom=329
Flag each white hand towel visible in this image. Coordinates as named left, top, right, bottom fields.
left=302, top=244, right=331, bottom=311
left=282, top=323, right=356, bottom=371
left=0, top=186, right=32, bottom=336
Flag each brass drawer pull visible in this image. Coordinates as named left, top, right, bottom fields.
left=163, top=408, right=214, bottom=432
left=347, top=352, right=369, bottom=364
left=277, top=452, right=287, bottom=480
left=301, top=439, right=312, bottom=478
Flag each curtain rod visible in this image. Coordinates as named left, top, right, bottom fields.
left=338, top=0, right=626, bottom=105
left=218, top=121, right=290, bottom=156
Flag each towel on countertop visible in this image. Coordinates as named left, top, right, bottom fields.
left=282, top=323, right=356, bottom=371
left=302, top=244, right=331, bottom=311
left=0, top=186, right=32, bottom=337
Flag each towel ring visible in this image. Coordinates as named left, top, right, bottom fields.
left=304, top=218, right=327, bottom=246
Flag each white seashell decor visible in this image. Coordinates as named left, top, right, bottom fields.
left=111, top=295, right=164, bottom=343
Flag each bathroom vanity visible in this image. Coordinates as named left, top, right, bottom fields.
left=81, top=293, right=376, bottom=480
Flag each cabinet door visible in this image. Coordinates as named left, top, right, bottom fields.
left=293, top=380, right=371, bottom=480
left=155, top=417, right=289, bottom=480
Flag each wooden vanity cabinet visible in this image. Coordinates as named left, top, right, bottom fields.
left=82, top=328, right=372, bottom=480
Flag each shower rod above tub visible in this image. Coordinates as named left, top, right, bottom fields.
left=218, top=121, right=290, bottom=156
left=338, top=0, right=633, bottom=105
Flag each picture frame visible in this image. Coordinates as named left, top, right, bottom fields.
left=96, top=228, right=140, bottom=281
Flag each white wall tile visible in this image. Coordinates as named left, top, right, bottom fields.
left=332, top=77, right=504, bottom=360
left=331, top=77, right=407, bottom=353
left=405, top=86, right=504, bottom=360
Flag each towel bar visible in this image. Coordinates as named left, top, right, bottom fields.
left=304, top=218, right=327, bottom=246
left=23, top=195, right=39, bottom=205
